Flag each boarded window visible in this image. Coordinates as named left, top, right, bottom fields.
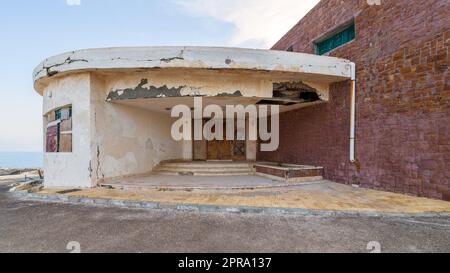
left=315, top=23, right=355, bottom=55
left=46, top=122, right=59, bottom=153
left=46, top=106, right=72, bottom=153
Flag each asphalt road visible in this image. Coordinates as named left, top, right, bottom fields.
left=0, top=184, right=449, bottom=253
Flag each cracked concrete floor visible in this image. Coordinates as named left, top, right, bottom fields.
left=1, top=184, right=450, bottom=253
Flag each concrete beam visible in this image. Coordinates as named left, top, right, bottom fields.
left=33, top=46, right=353, bottom=94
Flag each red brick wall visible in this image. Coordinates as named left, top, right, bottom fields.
left=259, top=0, right=450, bottom=200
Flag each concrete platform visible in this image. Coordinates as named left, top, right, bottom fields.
left=21, top=180, right=450, bottom=216
left=101, top=174, right=319, bottom=190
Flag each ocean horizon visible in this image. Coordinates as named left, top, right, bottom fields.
left=0, top=152, right=43, bottom=169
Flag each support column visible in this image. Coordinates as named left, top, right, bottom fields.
left=246, top=117, right=257, bottom=161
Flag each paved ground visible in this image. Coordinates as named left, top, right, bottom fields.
left=1, top=184, right=449, bottom=253
left=40, top=180, right=450, bottom=214
left=104, top=174, right=293, bottom=190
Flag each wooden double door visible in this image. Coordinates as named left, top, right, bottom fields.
left=195, top=119, right=246, bottom=161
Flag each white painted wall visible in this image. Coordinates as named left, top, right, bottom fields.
left=43, top=73, right=93, bottom=188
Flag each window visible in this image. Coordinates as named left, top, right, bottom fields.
left=46, top=106, right=72, bottom=153
left=315, top=23, right=355, bottom=55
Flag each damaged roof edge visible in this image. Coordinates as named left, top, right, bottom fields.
left=33, top=46, right=353, bottom=94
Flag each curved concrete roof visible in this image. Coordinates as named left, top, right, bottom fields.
left=33, top=46, right=353, bottom=92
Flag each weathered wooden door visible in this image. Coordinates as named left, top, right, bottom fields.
left=206, top=119, right=246, bottom=161
left=207, top=140, right=233, bottom=160
left=207, top=121, right=232, bottom=160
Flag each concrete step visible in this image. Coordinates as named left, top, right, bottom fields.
left=155, top=161, right=254, bottom=176
left=161, top=163, right=252, bottom=168
left=157, top=166, right=251, bottom=172
left=156, top=168, right=253, bottom=174
left=157, top=168, right=252, bottom=173
left=156, top=171, right=253, bottom=176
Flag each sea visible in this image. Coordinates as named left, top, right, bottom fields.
left=0, top=152, right=43, bottom=169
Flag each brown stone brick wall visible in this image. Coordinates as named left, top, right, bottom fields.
left=288, top=168, right=324, bottom=179
left=255, top=166, right=324, bottom=179
left=255, top=166, right=286, bottom=179
left=258, top=0, right=450, bottom=200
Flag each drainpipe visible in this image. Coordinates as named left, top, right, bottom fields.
left=349, top=62, right=356, bottom=163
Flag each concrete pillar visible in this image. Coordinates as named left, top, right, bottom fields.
left=246, top=117, right=257, bottom=161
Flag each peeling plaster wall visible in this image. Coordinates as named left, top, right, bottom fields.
left=40, top=69, right=268, bottom=187
left=103, top=69, right=274, bottom=100
left=43, top=74, right=93, bottom=188
left=90, top=74, right=183, bottom=183
left=101, top=70, right=272, bottom=163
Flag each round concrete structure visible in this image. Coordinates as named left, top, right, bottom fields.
left=33, top=46, right=352, bottom=94
left=33, top=46, right=354, bottom=189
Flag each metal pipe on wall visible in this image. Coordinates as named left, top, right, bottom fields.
left=349, top=63, right=356, bottom=163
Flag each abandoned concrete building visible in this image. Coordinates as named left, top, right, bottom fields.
left=34, top=47, right=353, bottom=188
left=34, top=0, right=449, bottom=201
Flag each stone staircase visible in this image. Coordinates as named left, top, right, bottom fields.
left=154, top=161, right=254, bottom=176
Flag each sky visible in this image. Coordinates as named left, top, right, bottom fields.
left=0, top=0, right=319, bottom=152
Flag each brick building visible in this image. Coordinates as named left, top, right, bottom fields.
left=259, top=0, right=450, bottom=200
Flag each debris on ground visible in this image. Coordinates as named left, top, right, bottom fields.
left=1, top=168, right=44, bottom=193
left=56, top=189, right=82, bottom=194
left=0, top=169, right=42, bottom=183
left=10, top=180, right=43, bottom=192
left=0, top=168, right=36, bottom=176
left=9, top=179, right=43, bottom=193
left=99, top=184, right=114, bottom=190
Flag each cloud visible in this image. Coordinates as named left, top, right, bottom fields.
left=66, top=0, right=81, bottom=6
left=176, top=0, right=320, bottom=48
